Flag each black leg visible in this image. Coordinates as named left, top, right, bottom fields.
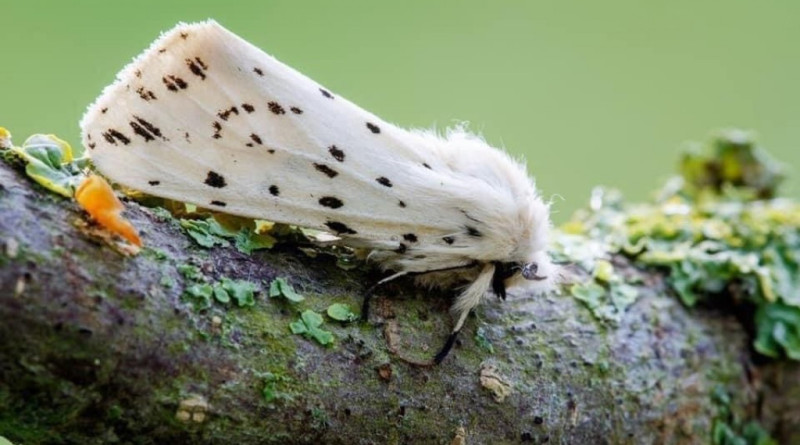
left=434, top=332, right=460, bottom=364
left=361, top=263, right=477, bottom=323
left=360, top=282, right=380, bottom=321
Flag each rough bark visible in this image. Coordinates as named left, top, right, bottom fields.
left=0, top=160, right=796, bottom=444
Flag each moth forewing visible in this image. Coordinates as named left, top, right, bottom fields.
left=80, top=20, right=554, bottom=364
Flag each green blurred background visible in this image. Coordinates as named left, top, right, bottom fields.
left=2, top=1, right=798, bottom=221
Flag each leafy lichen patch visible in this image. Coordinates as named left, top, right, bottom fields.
left=289, top=310, right=334, bottom=346
left=557, top=131, right=800, bottom=361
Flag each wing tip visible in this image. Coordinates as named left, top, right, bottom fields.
left=79, top=19, right=228, bottom=142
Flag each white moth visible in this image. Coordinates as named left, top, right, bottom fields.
left=80, top=20, right=554, bottom=364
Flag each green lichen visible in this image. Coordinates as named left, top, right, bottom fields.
left=557, top=130, right=800, bottom=360
left=3, top=132, right=88, bottom=198
left=142, top=247, right=169, bottom=262
left=234, top=226, right=276, bottom=254
left=260, top=372, right=294, bottom=405
left=217, top=278, right=258, bottom=307
left=179, top=215, right=278, bottom=254
left=160, top=274, right=176, bottom=289
left=289, top=310, right=334, bottom=346
left=566, top=267, right=640, bottom=324
left=180, top=218, right=232, bottom=248
left=473, top=326, right=494, bottom=354
left=326, top=303, right=358, bottom=322
left=185, top=283, right=214, bottom=310
left=711, top=386, right=777, bottom=445
left=268, top=277, right=305, bottom=303
left=184, top=278, right=259, bottom=310
left=177, top=263, right=204, bottom=282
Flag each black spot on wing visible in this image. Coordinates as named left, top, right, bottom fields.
left=210, top=200, right=226, bottom=207
left=328, top=146, right=345, bottom=162
left=102, top=129, right=131, bottom=146
left=402, top=233, right=418, bottom=243
left=135, top=86, right=157, bottom=101
left=366, top=122, right=381, bottom=134
left=148, top=180, right=161, bottom=186
left=269, top=185, right=279, bottom=196
left=314, top=163, right=338, bottom=178
left=162, top=75, right=188, bottom=92
left=250, top=134, right=263, bottom=145
left=423, top=162, right=432, bottom=169
left=254, top=67, right=263, bottom=76
left=290, top=107, right=303, bottom=114
left=325, top=221, right=356, bottom=235
left=443, top=236, right=455, bottom=245
left=130, top=121, right=154, bottom=142
left=466, top=226, right=482, bottom=237
left=179, top=32, right=188, bottom=39
left=396, top=243, right=407, bottom=254
left=187, top=57, right=208, bottom=79
left=268, top=102, right=286, bottom=115
left=376, top=177, right=392, bottom=187
left=129, top=116, right=163, bottom=142
left=101, top=107, right=108, bottom=114
left=205, top=171, right=227, bottom=188
left=320, top=88, right=333, bottom=99
left=242, top=103, right=255, bottom=113
left=217, top=106, right=239, bottom=121
left=135, top=117, right=162, bottom=136
left=398, top=200, right=406, bottom=208
left=319, top=197, right=343, bottom=209
left=87, top=142, right=96, bottom=149
left=212, top=121, right=222, bottom=139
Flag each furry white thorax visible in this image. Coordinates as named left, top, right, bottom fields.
left=80, top=20, right=555, bottom=345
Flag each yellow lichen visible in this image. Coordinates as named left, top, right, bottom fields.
left=479, top=363, right=511, bottom=403
left=175, top=394, right=209, bottom=423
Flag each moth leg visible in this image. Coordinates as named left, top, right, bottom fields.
left=361, top=271, right=409, bottom=321
left=434, top=263, right=495, bottom=364
left=363, top=262, right=479, bottom=322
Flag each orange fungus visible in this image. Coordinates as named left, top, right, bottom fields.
left=75, top=175, right=142, bottom=246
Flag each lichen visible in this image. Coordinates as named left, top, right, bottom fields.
left=711, top=386, right=777, bottom=445
left=268, top=277, right=305, bottom=303
left=556, top=130, right=800, bottom=361
left=289, top=310, right=335, bottom=346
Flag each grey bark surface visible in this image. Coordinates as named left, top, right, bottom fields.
left=0, top=160, right=796, bottom=444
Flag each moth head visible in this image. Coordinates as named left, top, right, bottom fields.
left=520, top=261, right=547, bottom=281
left=502, top=248, right=555, bottom=295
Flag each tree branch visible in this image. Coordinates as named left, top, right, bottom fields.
left=0, top=160, right=796, bottom=444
